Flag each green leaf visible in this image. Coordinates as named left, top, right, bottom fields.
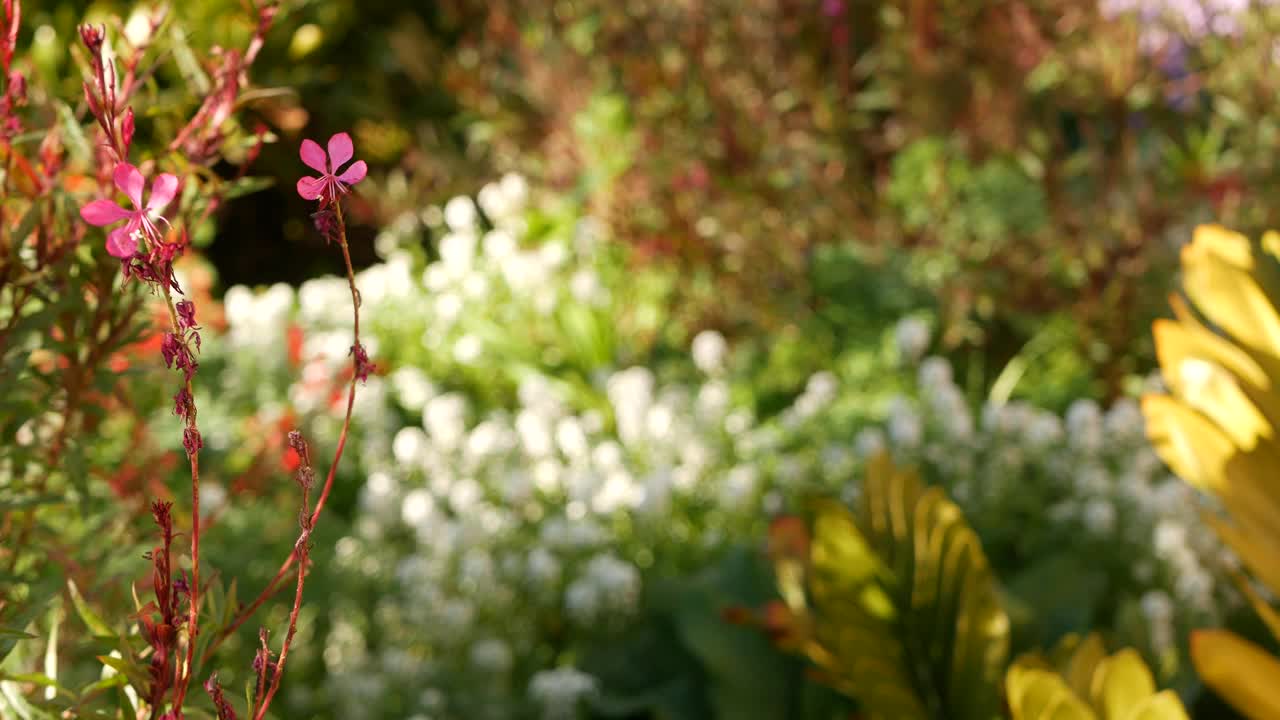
left=792, top=453, right=1010, bottom=720
left=220, top=176, right=275, bottom=200
left=0, top=672, right=74, bottom=701
left=170, top=25, right=211, bottom=94
left=0, top=586, right=54, bottom=663
left=66, top=580, right=114, bottom=639
left=96, top=654, right=149, bottom=696
left=54, top=102, right=91, bottom=165
left=80, top=673, right=128, bottom=694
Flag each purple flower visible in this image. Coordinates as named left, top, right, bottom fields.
left=176, top=300, right=197, bottom=330
left=311, top=205, right=340, bottom=242
left=80, top=163, right=178, bottom=258
left=296, top=132, right=366, bottom=204
left=173, top=388, right=194, bottom=419
left=182, top=427, right=202, bottom=457
left=160, top=331, right=198, bottom=380
left=351, top=342, right=374, bottom=384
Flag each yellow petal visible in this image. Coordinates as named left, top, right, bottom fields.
left=1191, top=629, right=1280, bottom=720
left=1064, top=634, right=1108, bottom=701
left=1206, top=518, right=1280, bottom=607
left=1141, top=395, right=1234, bottom=493
left=1008, top=666, right=1096, bottom=720
left=1190, top=224, right=1254, bottom=268
left=1262, top=230, right=1280, bottom=262
left=1153, top=320, right=1271, bottom=451
left=1090, top=649, right=1155, bottom=720
left=1225, top=566, right=1280, bottom=645
left=1120, top=690, right=1191, bottom=720
left=1183, top=225, right=1280, bottom=359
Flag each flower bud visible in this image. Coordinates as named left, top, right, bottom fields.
left=78, top=24, right=104, bottom=56
left=120, top=107, right=135, bottom=156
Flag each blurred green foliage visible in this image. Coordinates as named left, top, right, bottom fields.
left=11, top=0, right=1280, bottom=717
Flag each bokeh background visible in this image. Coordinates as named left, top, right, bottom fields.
left=9, top=0, right=1280, bottom=718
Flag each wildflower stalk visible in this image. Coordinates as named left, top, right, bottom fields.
left=251, top=432, right=315, bottom=720
left=159, top=278, right=203, bottom=717
left=201, top=170, right=366, bottom=665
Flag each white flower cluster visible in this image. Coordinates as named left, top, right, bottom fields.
left=208, top=182, right=834, bottom=716
left=312, top=354, right=826, bottom=717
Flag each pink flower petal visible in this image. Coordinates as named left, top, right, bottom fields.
left=300, top=139, right=327, bottom=174
left=147, top=174, right=179, bottom=212
left=337, top=160, right=367, bottom=186
left=327, top=133, right=354, bottom=171
left=80, top=199, right=131, bottom=226
left=296, top=176, right=325, bottom=200
left=105, top=225, right=139, bottom=258
left=113, top=163, right=145, bottom=209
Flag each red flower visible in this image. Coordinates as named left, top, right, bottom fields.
left=296, top=132, right=366, bottom=203
left=80, top=163, right=177, bottom=258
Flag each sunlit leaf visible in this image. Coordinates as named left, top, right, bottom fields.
left=775, top=453, right=1008, bottom=720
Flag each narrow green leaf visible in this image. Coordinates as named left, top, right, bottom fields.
left=67, top=581, right=114, bottom=639
left=54, top=103, right=91, bottom=164
left=170, top=25, right=211, bottom=94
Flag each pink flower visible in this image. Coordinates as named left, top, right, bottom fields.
left=296, top=132, right=366, bottom=203
left=80, top=163, right=178, bottom=259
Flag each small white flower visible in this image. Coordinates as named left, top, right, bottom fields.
left=696, top=380, right=731, bottom=421
left=529, top=667, right=599, bottom=719
left=483, top=229, right=518, bottom=260
left=1083, top=498, right=1117, bottom=535
left=854, top=427, right=886, bottom=458
left=393, top=427, right=429, bottom=466
left=201, top=483, right=227, bottom=517
left=887, top=399, right=922, bottom=449
left=517, top=410, right=555, bottom=457
left=1154, top=520, right=1188, bottom=558
left=1104, top=397, right=1144, bottom=437
left=1066, top=398, right=1103, bottom=452
left=439, top=232, right=478, bottom=275
left=401, top=489, right=435, bottom=527
left=1023, top=413, right=1063, bottom=450
left=570, top=268, right=608, bottom=305
left=895, top=317, right=931, bottom=362
left=390, top=367, right=436, bottom=411
left=526, top=547, right=562, bottom=587
left=470, top=638, right=514, bottom=673
left=434, top=292, right=464, bottom=325
left=917, top=356, right=952, bottom=391
left=424, top=394, right=468, bottom=451
left=691, top=330, right=729, bottom=374
left=444, top=196, right=478, bottom=233
left=720, top=465, right=759, bottom=509
left=453, top=334, right=483, bottom=365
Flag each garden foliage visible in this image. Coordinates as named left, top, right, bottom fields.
left=8, top=1, right=1280, bottom=720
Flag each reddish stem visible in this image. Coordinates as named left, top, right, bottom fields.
left=200, top=201, right=362, bottom=665
left=160, top=289, right=202, bottom=717
left=252, top=437, right=315, bottom=719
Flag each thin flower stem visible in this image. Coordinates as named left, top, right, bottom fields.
left=252, top=436, right=314, bottom=720
left=158, top=283, right=202, bottom=717
left=200, top=200, right=361, bottom=665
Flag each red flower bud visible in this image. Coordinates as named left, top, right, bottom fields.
left=120, top=107, right=135, bottom=156
left=78, top=24, right=104, bottom=56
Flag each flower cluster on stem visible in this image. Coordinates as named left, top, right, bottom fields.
left=199, top=133, right=370, bottom=716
